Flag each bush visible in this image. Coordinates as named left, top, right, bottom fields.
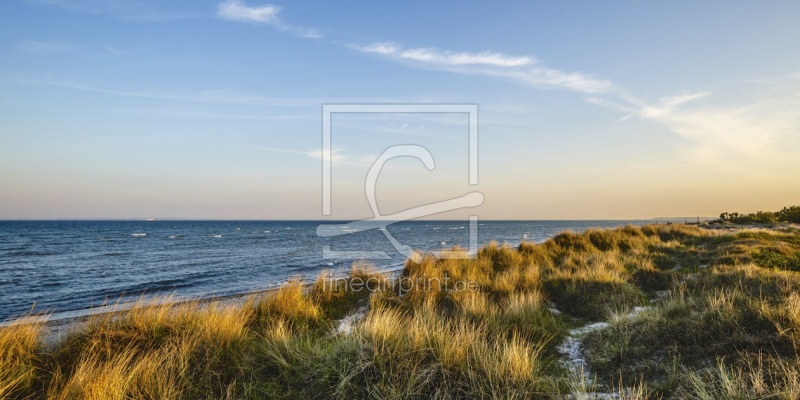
left=778, top=206, right=800, bottom=223
left=752, top=248, right=800, bottom=271
left=718, top=205, right=800, bottom=224
left=544, top=278, right=646, bottom=320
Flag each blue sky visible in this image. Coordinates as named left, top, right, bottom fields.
left=1, top=0, right=799, bottom=219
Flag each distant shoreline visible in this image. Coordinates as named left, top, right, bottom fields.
left=7, top=223, right=800, bottom=398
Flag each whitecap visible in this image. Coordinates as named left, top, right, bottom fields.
left=130, top=233, right=147, bottom=237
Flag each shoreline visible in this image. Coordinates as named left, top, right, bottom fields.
left=8, top=221, right=783, bottom=333
left=23, top=265, right=408, bottom=344
left=5, top=223, right=800, bottom=398
left=0, top=220, right=681, bottom=325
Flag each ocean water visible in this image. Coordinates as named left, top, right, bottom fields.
left=0, top=220, right=661, bottom=322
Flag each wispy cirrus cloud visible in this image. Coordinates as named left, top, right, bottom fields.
left=129, top=109, right=315, bottom=121
left=255, top=147, right=348, bottom=163
left=217, top=0, right=279, bottom=23
left=23, top=0, right=199, bottom=21
left=589, top=79, right=800, bottom=165
left=353, top=42, right=612, bottom=93
left=8, top=77, right=453, bottom=110
left=354, top=40, right=799, bottom=170
left=253, top=147, right=427, bottom=174
left=12, top=78, right=321, bottom=107
left=216, top=0, right=320, bottom=39
left=356, top=42, right=535, bottom=67
left=587, top=92, right=712, bottom=121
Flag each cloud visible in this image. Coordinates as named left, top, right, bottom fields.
left=256, top=147, right=348, bottom=163
left=216, top=0, right=320, bottom=39
left=13, top=78, right=323, bottom=107
left=487, top=66, right=613, bottom=94
left=353, top=42, right=611, bottom=93
left=130, top=109, right=315, bottom=121
left=355, top=41, right=798, bottom=172
left=23, top=0, right=199, bottom=21
left=587, top=92, right=711, bottom=121
left=217, top=0, right=279, bottom=23
left=590, top=81, right=800, bottom=167
left=656, top=96, right=798, bottom=162
left=253, top=147, right=431, bottom=174
left=357, top=42, right=535, bottom=67
left=9, top=77, right=450, bottom=109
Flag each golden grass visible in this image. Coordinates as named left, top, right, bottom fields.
left=0, top=316, right=44, bottom=399
left=676, top=355, right=800, bottom=399
left=3, top=223, right=798, bottom=398
left=251, top=278, right=325, bottom=335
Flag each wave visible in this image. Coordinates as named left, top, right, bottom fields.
left=130, top=233, right=147, bottom=237
left=3, top=250, right=62, bottom=257
left=101, top=252, right=130, bottom=257
left=210, top=235, right=222, bottom=238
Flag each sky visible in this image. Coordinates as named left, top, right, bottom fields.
left=1, top=0, right=799, bottom=220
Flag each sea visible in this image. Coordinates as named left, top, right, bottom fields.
left=0, top=220, right=673, bottom=322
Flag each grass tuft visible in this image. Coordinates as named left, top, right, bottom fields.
left=2, top=224, right=800, bottom=398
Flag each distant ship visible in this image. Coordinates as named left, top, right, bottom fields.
left=145, top=218, right=156, bottom=221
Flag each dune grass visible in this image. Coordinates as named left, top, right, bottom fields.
left=0, top=316, right=43, bottom=399
left=2, top=223, right=800, bottom=398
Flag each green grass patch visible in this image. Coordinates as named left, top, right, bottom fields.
left=4, top=224, right=800, bottom=398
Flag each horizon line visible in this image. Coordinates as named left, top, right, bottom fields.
left=0, top=217, right=717, bottom=222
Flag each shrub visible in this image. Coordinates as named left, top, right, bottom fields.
left=778, top=206, right=800, bottom=223
left=752, top=248, right=800, bottom=271
left=544, top=278, right=646, bottom=320
left=718, top=205, right=800, bottom=224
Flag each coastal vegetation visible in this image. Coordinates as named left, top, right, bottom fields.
left=716, top=205, right=800, bottom=224
left=2, top=222, right=800, bottom=398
